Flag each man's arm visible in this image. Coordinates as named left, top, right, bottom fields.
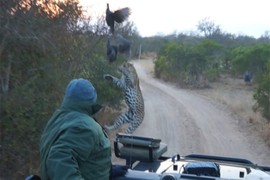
left=46, top=127, right=95, bottom=180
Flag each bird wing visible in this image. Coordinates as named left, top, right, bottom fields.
left=113, top=7, right=131, bottom=23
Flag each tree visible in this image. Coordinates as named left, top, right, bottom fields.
left=231, top=44, right=270, bottom=80
left=155, top=39, right=222, bottom=87
left=0, top=0, right=85, bottom=178
left=197, top=17, right=221, bottom=38
left=0, top=0, right=83, bottom=94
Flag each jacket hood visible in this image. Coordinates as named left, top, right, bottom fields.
left=60, top=78, right=101, bottom=116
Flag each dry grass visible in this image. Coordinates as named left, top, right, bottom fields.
left=194, top=75, right=270, bottom=147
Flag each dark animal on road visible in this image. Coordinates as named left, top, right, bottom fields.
left=244, top=70, right=252, bottom=85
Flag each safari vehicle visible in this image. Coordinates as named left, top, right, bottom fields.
left=113, top=133, right=270, bottom=180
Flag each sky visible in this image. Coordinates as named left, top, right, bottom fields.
left=79, top=0, right=270, bottom=38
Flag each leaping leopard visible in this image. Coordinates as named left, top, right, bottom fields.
left=104, top=62, right=144, bottom=134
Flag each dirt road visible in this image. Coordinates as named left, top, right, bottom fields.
left=131, top=59, right=270, bottom=166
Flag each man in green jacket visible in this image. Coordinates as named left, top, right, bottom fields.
left=40, top=78, right=127, bottom=180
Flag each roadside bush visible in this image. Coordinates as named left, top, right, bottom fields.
left=154, top=40, right=222, bottom=87
left=253, top=60, right=270, bottom=121
left=231, top=44, right=270, bottom=81
left=205, top=68, right=220, bottom=82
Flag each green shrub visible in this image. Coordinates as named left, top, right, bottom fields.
left=205, top=68, right=220, bottom=82
left=253, top=61, right=270, bottom=121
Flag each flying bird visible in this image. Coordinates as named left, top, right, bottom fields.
left=107, top=38, right=118, bottom=63
left=106, top=3, right=131, bottom=34
left=116, top=34, right=131, bottom=53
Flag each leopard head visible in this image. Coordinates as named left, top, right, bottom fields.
left=118, top=62, right=139, bottom=87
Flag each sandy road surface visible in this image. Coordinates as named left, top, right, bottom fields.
left=131, top=59, right=270, bottom=166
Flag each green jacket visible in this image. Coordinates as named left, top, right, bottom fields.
left=40, top=97, right=111, bottom=180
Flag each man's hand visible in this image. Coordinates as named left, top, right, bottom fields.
left=110, top=164, right=129, bottom=179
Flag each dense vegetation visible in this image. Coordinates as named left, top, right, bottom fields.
left=0, top=1, right=269, bottom=179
